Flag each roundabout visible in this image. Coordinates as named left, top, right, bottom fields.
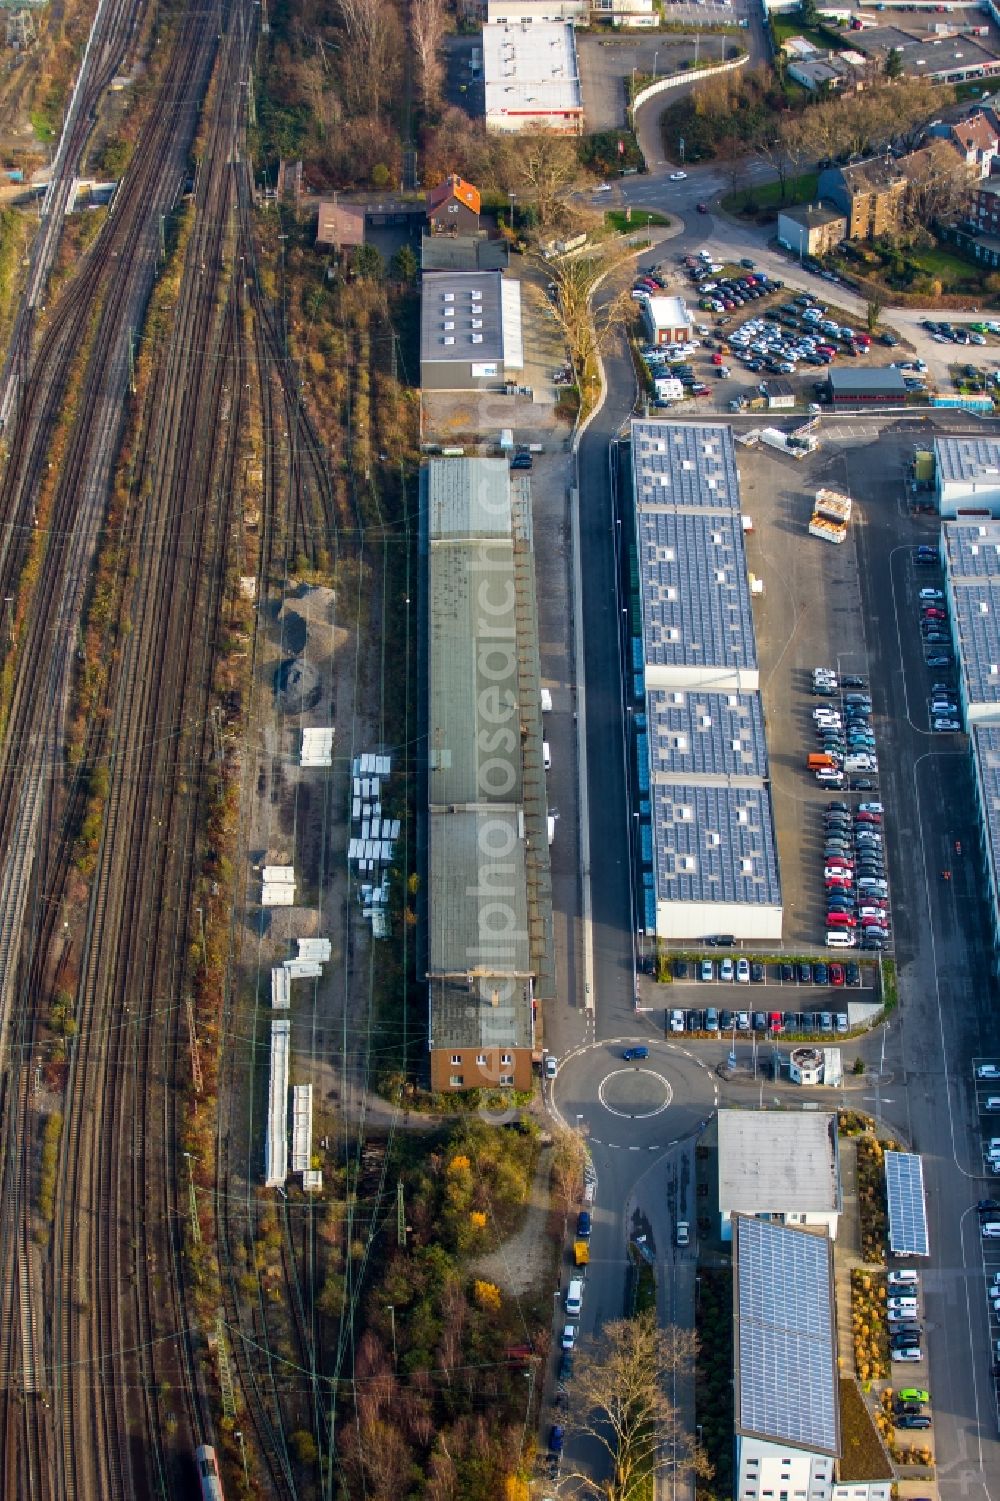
left=597, top=1067, right=673, bottom=1120
left=549, top=1036, right=718, bottom=1151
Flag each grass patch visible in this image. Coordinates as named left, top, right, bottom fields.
left=721, top=170, right=819, bottom=216
left=605, top=209, right=671, bottom=233
left=879, top=957, right=897, bottom=1013
left=907, top=244, right=984, bottom=284
left=770, top=16, right=848, bottom=49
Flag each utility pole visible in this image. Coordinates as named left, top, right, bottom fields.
left=183, top=1151, right=201, bottom=1243
left=396, top=1179, right=406, bottom=1247
left=127, top=329, right=135, bottom=394
left=185, top=996, right=203, bottom=1094
left=214, top=1310, right=237, bottom=1418
left=194, top=905, right=207, bottom=966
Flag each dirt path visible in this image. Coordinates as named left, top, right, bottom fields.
left=470, top=1145, right=556, bottom=1298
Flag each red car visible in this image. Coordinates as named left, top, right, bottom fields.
left=769, top=1012, right=783, bottom=1033
left=922, top=607, right=946, bottom=620
left=830, top=964, right=845, bottom=986
left=696, top=202, right=709, bottom=214
left=856, top=811, right=881, bottom=824
left=828, top=912, right=856, bottom=927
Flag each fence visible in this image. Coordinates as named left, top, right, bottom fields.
left=630, top=51, right=749, bottom=118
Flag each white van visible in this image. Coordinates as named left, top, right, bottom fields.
left=986, top=1097, right=1000, bottom=1112
left=983, top=1223, right=1000, bottom=1238
left=826, top=931, right=855, bottom=948
left=543, top=741, right=552, bottom=771
left=888, top=1269, right=919, bottom=1288
left=540, top=688, right=553, bottom=713
left=566, top=1278, right=583, bottom=1316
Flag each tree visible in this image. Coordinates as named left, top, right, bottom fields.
left=392, top=244, right=418, bottom=282
left=411, top=0, right=446, bottom=115
left=900, top=138, right=973, bottom=233
left=563, top=1313, right=709, bottom=1501
left=492, top=129, right=580, bottom=226
left=337, top=0, right=403, bottom=121
left=799, top=0, right=819, bottom=27
left=884, top=47, right=903, bottom=79
left=351, top=244, right=384, bottom=280
left=866, top=295, right=883, bottom=333
left=533, top=245, right=633, bottom=383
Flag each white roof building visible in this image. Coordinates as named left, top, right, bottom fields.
left=641, top=294, right=694, bottom=347
left=718, top=1109, right=841, bottom=1241
left=935, top=435, right=1000, bottom=519
left=483, top=22, right=584, bottom=133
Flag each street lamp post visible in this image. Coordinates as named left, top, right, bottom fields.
left=653, top=48, right=660, bottom=78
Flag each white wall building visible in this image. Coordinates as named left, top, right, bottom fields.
left=718, top=1110, right=841, bottom=1241
left=483, top=22, right=584, bottom=133
left=641, top=294, right=694, bottom=347
left=734, top=1219, right=893, bottom=1501
left=591, top=0, right=657, bottom=26
left=486, top=0, right=588, bottom=22
left=935, top=435, right=1000, bottom=519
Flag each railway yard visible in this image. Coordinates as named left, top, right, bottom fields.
left=0, top=0, right=399, bottom=1489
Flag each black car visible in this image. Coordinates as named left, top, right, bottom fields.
left=720, top=1010, right=734, bottom=1031
left=558, top=1353, right=574, bottom=1384
left=827, top=801, right=849, bottom=813
left=686, top=1010, right=703, bottom=1031
left=674, top=959, right=689, bottom=980
left=845, top=963, right=861, bottom=986
left=898, top=1415, right=931, bottom=1431
left=841, top=675, right=867, bottom=689
left=851, top=779, right=876, bottom=790
left=813, top=963, right=829, bottom=986
left=797, top=963, right=812, bottom=984
left=780, top=962, right=794, bottom=983
left=753, top=1011, right=767, bottom=1031
left=750, top=962, right=764, bottom=983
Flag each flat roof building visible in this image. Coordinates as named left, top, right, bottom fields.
left=422, top=458, right=552, bottom=1091
left=942, top=519, right=1000, bottom=723
left=641, top=294, right=694, bottom=347
left=483, top=21, right=584, bottom=133
left=972, top=724, right=1000, bottom=976
left=935, top=435, right=1000, bottom=518
left=420, top=270, right=523, bottom=391
left=630, top=421, right=782, bottom=942
left=826, top=367, right=906, bottom=405
left=718, top=1110, right=841, bottom=1241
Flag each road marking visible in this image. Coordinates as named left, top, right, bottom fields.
left=598, top=1068, right=673, bottom=1119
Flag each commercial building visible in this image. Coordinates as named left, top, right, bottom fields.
left=641, top=294, right=695, bottom=347
left=777, top=204, right=848, bottom=258
left=486, top=0, right=588, bottom=20
left=419, top=270, right=523, bottom=391
left=825, top=367, right=906, bottom=405
left=630, top=421, right=782, bottom=942
left=422, top=458, right=553, bottom=1091
left=971, top=724, right=1000, bottom=974
left=718, top=1111, right=842, bottom=1241
left=941, top=518, right=1000, bottom=725
left=590, top=0, right=657, bottom=26
left=483, top=21, right=584, bottom=133
left=787, top=53, right=856, bottom=90
left=935, top=436, right=1000, bottom=519
left=734, top=1217, right=893, bottom=1501
left=842, top=23, right=1000, bottom=83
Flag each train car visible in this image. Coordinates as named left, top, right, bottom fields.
left=195, top=1444, right=226, bottom=1501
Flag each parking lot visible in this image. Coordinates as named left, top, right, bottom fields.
left=636, top=256, right=920, bottom=415
left=662, top=954, right=879, bottom=1035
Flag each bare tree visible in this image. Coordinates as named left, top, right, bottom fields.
left=337, top=0, right=403, bottom=120
left=900, top=138, right=974, bottom=231
left=493, top=128, right=581, bottom=226
left=534, top=246, right=633, bottom=383
left=562, top=1313, right=709, bottom=1501
left=411, top=0, right=446, bottom=115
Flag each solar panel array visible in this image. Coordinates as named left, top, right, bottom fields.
left=736, top=1217, right=838, bottom=1455
left=884, top=1150, right=929, bottom=1257
left=646, top=689, right=767, bottom=780
left=950, top=582, right=1000, bottom=706
left=935, top=434, right=1000, bottom=488
left=651, top=782, right=782, bottom=906
left=637, top=510, right=757, bottom=671
left=943, top=520, right=1000, bottom=581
